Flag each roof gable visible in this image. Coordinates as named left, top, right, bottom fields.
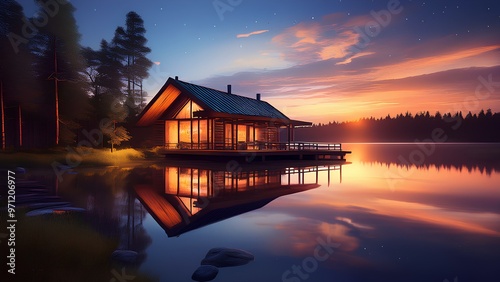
left=136, top=83, right=181, bottom=126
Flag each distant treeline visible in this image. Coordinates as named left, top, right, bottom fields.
left=294, top=110, right=500, bottom=142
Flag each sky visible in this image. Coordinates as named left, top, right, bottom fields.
left=16, top=0, right=500, bottom=123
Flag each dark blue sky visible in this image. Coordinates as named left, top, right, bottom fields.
left=15, top=0, right=500, bottom=122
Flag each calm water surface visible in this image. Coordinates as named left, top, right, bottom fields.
left=15, top=144, right=500, bottom=281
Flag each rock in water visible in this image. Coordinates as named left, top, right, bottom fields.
left=111, top=250, right=138, bottom=264
left=201, top=248, right=254, bottom=268
left=191, top=265, right=219, bottom=281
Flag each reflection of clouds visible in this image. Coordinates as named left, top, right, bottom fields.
left=373, top=199, right=500, bottom=237
left=335, top=217, right=374, bottom=230
left=318, top=222, right=358, bottom=251
left=271, top=217, right=360, bottom=257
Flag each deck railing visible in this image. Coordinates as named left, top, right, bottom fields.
left=164, top=142, right=342, bottom=151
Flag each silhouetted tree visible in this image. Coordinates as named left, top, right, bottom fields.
left=30, top=0, right=90, bottom=145
left=0, top=1, right=42, bottom=148
left=82, top=11, right=152, bottom=151
left=113, top=11, right=152, bottom=119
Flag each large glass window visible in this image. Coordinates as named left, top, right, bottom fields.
left=225, top=123, right=232, bottom=145
left=165, top=121, right=178, bottom=146
left=176, top=101, right=203, bottom=119
left=179, top=121, right=191, bottom=143
left=237, top=124, right=247, bottom=142
left=255, top=127, right=265, bottom=142
left=192, top=120, right=199, bottom=145
left=170, top=100, right=208, bottom=147
left=248, top=126, right=254, bottom=142
left=199, top=120, right=208, bottom=142
left=168, top=119, right=209, bottom=147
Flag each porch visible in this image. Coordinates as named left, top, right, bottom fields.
left=159, top=141, right=351, bottom=161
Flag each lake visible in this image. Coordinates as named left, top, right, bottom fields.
left=7, top=143, right=500, bottom=281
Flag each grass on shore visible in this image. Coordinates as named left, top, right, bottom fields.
left=0, top=148, right=148, bottom=168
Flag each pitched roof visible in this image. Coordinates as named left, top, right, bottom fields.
left=136, top=77, right=301, bottom=126
left=173, top=79, right=289, bottom=120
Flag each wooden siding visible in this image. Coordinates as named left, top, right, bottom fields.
left=136, top=84, right=181, bottom=126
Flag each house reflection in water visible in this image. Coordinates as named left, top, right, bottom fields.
left=133, top=164, right=343, bottom=237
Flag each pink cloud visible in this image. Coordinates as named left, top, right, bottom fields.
left=272, top=13, right=373, bottom=65
left=236, top=29, right=269, bottom=38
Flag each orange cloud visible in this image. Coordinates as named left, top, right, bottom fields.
left=373, top=44, right=500, bottom=80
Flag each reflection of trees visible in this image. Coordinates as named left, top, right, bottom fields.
left=354, top=144, right=500, bottom=175
left=119, top=187, right=151, bottom=261
left=57, top=167, right=152, bottom=259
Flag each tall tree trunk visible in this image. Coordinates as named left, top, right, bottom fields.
left=127, top=55, right=131, bottom=97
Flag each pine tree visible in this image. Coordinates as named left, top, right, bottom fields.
left=30, top=0, right=90, bottom=145
left=0, top=0, right=40, bottom=148
left=113, top=11, right=153, bottom=119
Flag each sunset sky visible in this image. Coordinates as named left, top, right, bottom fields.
left=17, top=0, right=500, bottom=122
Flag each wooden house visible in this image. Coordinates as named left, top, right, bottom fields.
left=136, top=77, right=311, bottom=150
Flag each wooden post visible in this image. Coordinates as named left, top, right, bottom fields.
left=315, top=166, right=319, bottom=184
left=190, top=100, right=193, bottom=148
left=327, top=165, right=331, bottom=187
left=253, top=125, right=256, bottom=148
left=288, top=124, right=292, bottom=149
left=340, top=165, right=343, bottom=183
left=177, top=120, right=180, bottom=148
left=222, top=120, right=226, bottom=149
left=235, top=120, right=238, bottom=149
left=231, top=122, right=235, bottom=150
left=190, top=119, right=193, bottom=148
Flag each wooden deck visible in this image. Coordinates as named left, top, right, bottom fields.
left=159, top=142, right=351, bottom=161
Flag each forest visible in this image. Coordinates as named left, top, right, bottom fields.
left=0, top=0, right=152, bottom=149
left=294, top=110, right=500, bottom=142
